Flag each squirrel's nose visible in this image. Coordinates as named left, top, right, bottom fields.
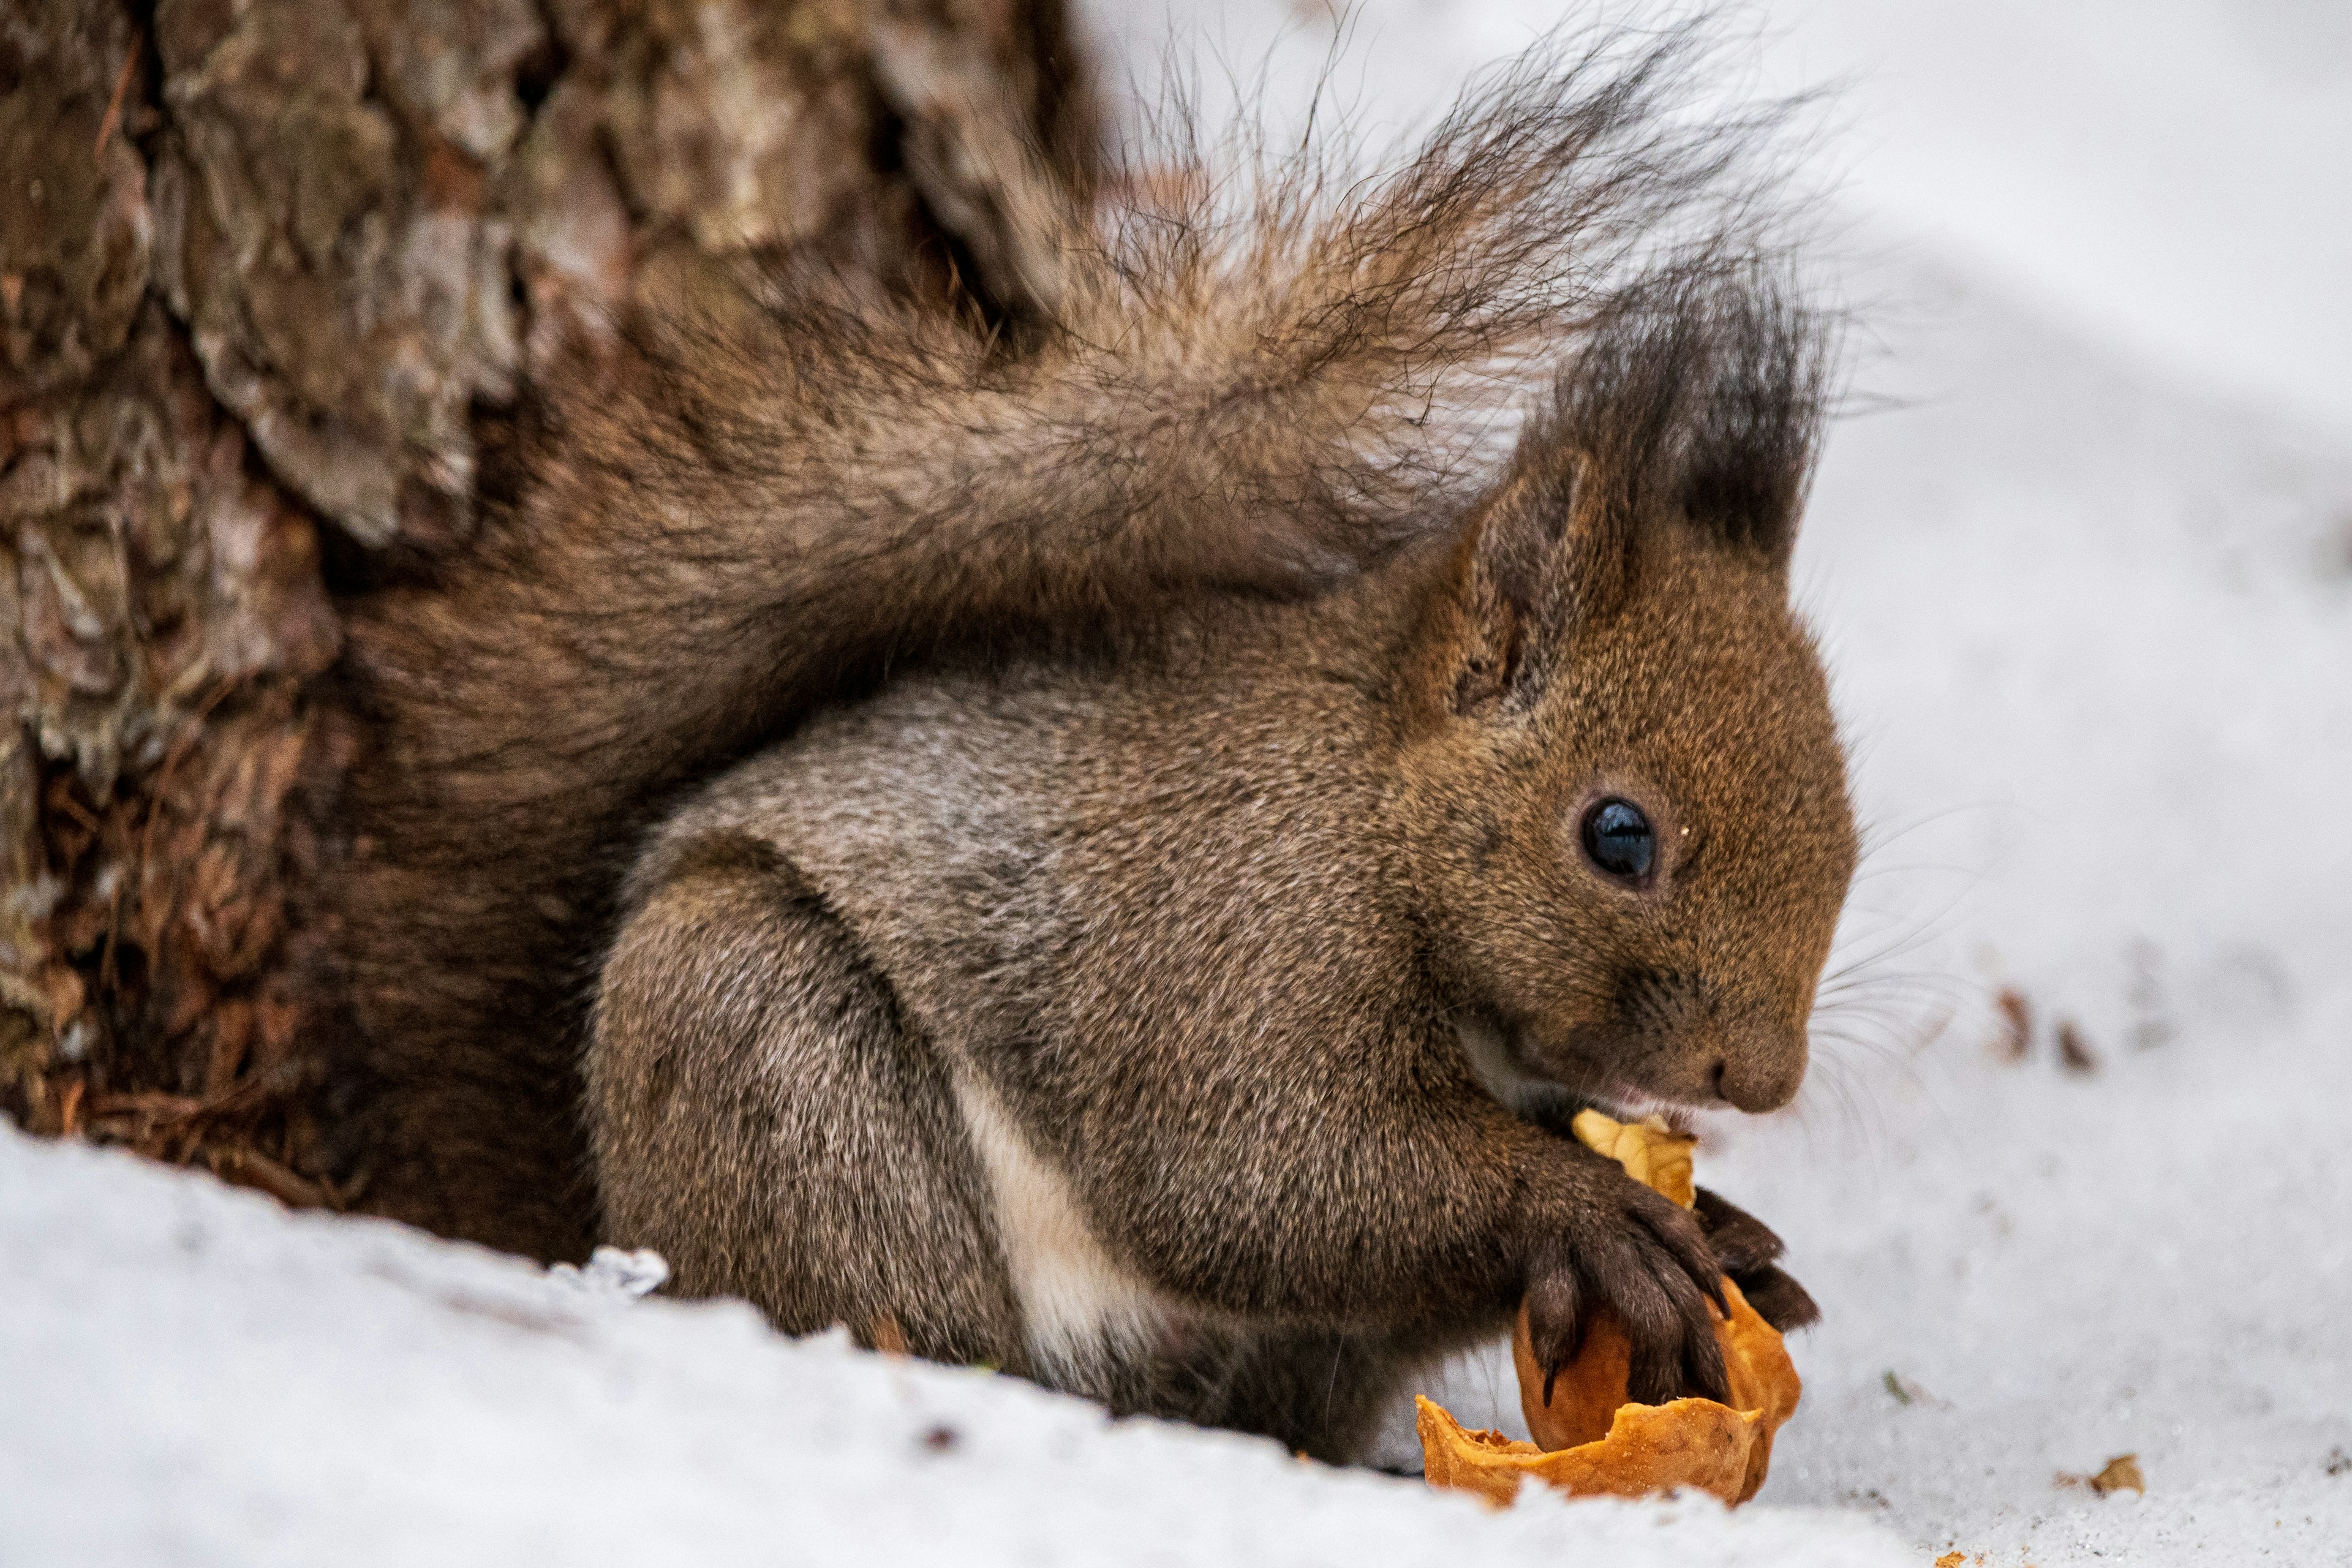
left=1713, top=1030, right=1806, bottom=1112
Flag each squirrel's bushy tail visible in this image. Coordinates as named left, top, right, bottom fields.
left=1051, top=18, right=1807, bottom=543
left=337, top=15, right=1814, bottom=1256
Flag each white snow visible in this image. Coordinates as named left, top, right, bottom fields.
left=9, top=4, right=2352, bottom=1564
left=0, top=1126, right=1902, bottom=1567
left=1697, top=244, right=2352, bottom=1562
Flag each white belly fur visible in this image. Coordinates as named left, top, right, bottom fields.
left=951, top=1076, right=1172, bottom=1387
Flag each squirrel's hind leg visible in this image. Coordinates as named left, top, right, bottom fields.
left=1152, top=1327, right=1434, bottom=1466
left=587, top=833, right=1023, bottom=1370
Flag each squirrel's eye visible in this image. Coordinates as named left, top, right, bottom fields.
left=1580, top=798, right=1656, bottom=884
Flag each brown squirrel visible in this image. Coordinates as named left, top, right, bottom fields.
left=336, top=28, right=1853, bottom=1461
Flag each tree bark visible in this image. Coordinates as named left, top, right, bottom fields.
left=0, top=0, right=1093, bottom=1211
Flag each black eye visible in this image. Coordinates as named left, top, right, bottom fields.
left=1580, top=798, right=1656, bottom=884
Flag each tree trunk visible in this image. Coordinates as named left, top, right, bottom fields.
left=0, top=0, right=1093, bottom=1211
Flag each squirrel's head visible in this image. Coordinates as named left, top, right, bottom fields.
left=1396, top=282, right=1855, bottom=1117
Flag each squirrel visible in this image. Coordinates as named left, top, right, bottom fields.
left=334, top=26, right=1853, bottom=1461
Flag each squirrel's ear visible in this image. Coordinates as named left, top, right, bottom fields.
left=1449, top=309, right=1690, bottom=717
left=1553, top=281, right=1830, bottom=578
left=1447, top=283, right=1830, bottom=716
left=1449, top=447, right=1629, bottom=717
left=1451, top=450, right=1568, bottom=717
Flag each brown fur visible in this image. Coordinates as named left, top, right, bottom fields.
left=334, top=21, right=1813, bottom=1262
left=587, top=277, right=1856, bottom=1462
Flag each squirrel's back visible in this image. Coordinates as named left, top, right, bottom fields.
left=637, top=564, right=1430, bottom=1055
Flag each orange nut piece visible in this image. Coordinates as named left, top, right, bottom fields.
left=1419, top=1112, right=1802, bottom=1508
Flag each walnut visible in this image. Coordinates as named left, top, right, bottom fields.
left=1419, top=1112, right=1801, bottom=1507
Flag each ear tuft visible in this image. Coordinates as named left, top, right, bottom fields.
left=1671, top=284, right=1832, bottom=567
left=1553, top=275, right=1833, bottom=572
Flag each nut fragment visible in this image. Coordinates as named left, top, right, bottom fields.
left=2086, top=1454, right=2144, bottom=1495
left=1569, top=1109, right=1695, bottom=1207
left=1417, top=1395, right=1761, bottom=1509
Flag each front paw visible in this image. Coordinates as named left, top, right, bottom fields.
left=1692, top=1187, right=1821, bottom=1333
left=1523, top=1165, right=1730, bottom=1408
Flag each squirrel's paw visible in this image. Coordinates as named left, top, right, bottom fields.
left=1525, top=1169, right=1731, bottom=1409
left=1692, top=1186, right=1822, bottom=1334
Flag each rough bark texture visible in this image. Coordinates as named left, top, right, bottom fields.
left=1, top=0, right=1093, bottom=1209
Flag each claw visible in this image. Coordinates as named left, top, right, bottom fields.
left=1693, top=1188, right=1787, bottom=1274
left=1564, top=1307, right=1592, bottom=1363
left=1634, top=1190, right=1730, bottom=1317
left=1686, top=1330, right=1732, bottom=1404
left=1735, top=1265, right=1821, bottom=1333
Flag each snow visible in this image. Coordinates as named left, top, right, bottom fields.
left=9, top=5, right=2352, bottom=1565
left=1694, top=247, right=2352, bottom=1563
left=1732, top=0, right=2352, bottom=434
left=0, top=1126, right=1902, bottom=1567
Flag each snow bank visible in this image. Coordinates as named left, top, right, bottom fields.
left=0, top=1125, right=1901, bottom=1567
left=1089, top=0, right=2352, bottom=429
left=1708, top=247, right=2352, bottom=1563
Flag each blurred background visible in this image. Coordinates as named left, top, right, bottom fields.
left=1096, top=0, right=2352, bottom=430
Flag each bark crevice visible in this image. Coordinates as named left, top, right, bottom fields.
left=1, top=0, right=1095, bottom=1217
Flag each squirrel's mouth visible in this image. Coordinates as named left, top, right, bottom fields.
left=1451, top=1008, right=1723, bottom=1130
